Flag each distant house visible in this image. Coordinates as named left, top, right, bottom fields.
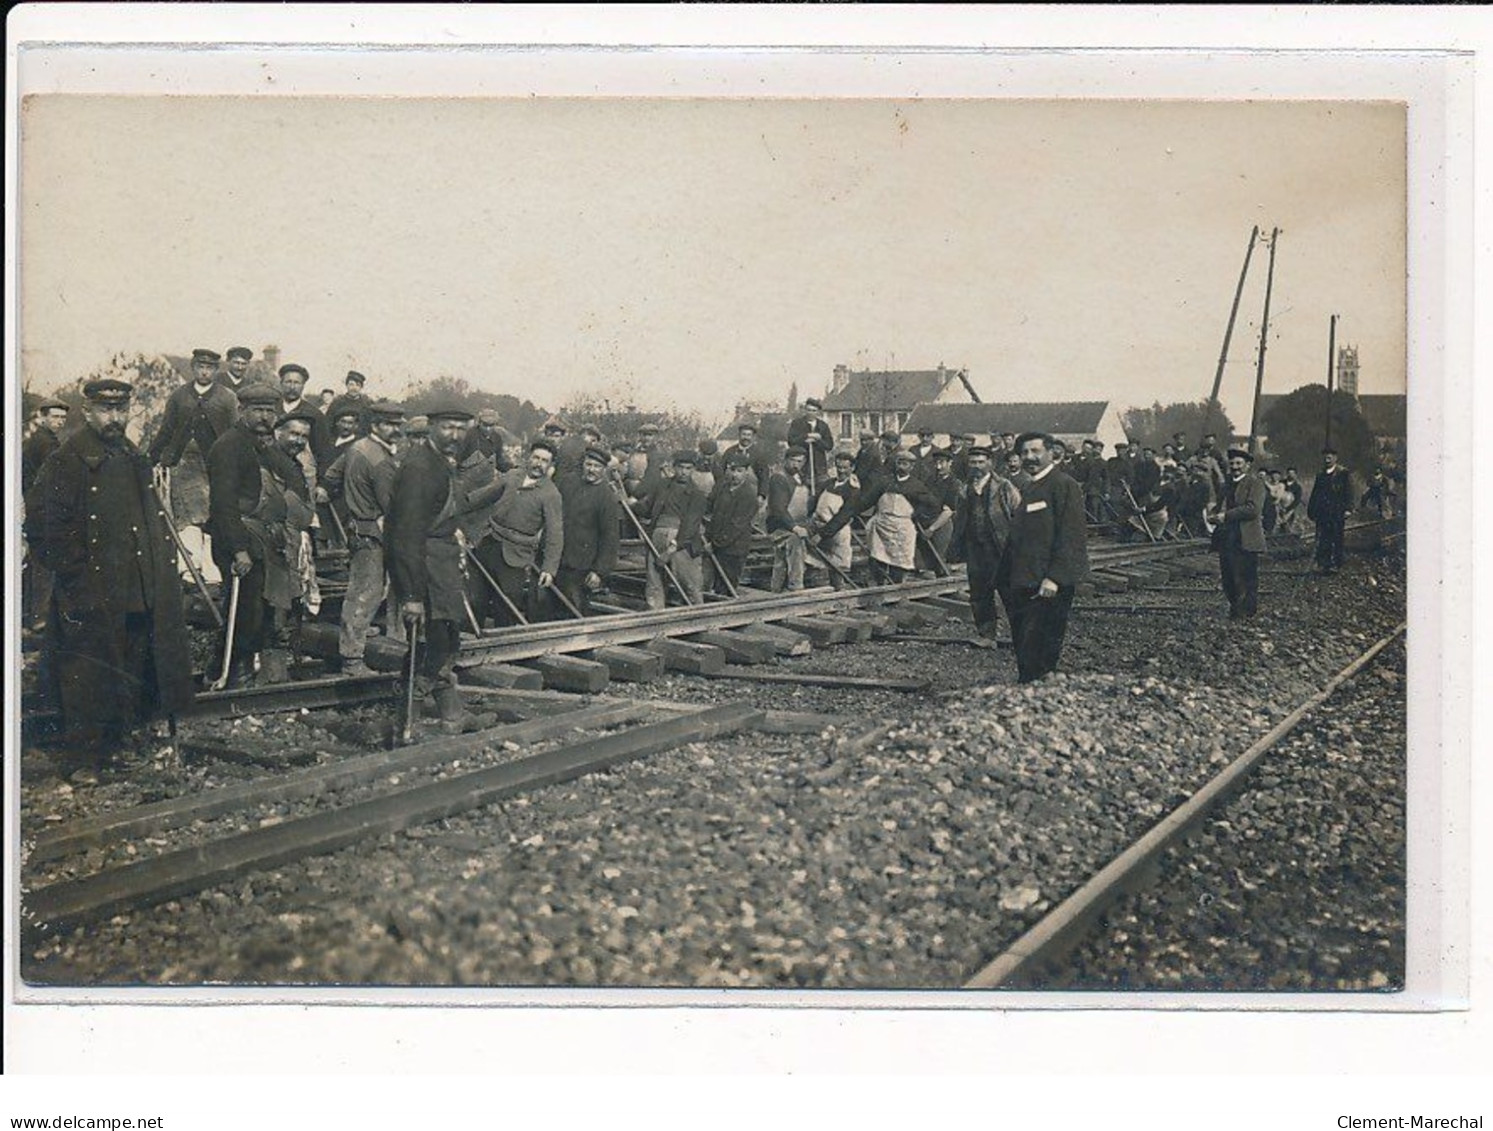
left=820, top=363, right=976, bottom=442
left=903, top=401, right=1129, bottom=452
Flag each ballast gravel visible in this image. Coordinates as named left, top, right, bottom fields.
left=19, top=543, right=1407, bottom=989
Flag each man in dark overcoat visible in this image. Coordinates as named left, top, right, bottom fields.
left=1210, top=447, right=1268, bottom=619
left=1308, top=447, right=1355, bottom=574
left=22, top=396, right=71, bottom=632
left=205, top=382, right=305, bottom=687
left=23, top=378, right=193, bottom=778
left=705, top=450, right=761, bottom=595
left=385, top=408, right=494, bottom=733
left=555, top=444, right=621, bottom=617
left=997, top=432, right=1090, bottom=682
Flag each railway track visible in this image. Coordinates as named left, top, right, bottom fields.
left=962, top=620, right=1407, bottom=989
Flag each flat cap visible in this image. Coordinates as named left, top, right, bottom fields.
left=405, top=414, right=430, bottom=434
left=345, top=370, right=367, bottom=385
left=671, top=449, right=698, bottom=465
left=967, top=445, right=994, bottom=458
left=327, top=398, right=363, bottom=421
left=225, top=346, right=253, bottom=362
left=542, top=415, right=568, bottom=434
left=879, top=430, right=900, bottom=444
left=1227, top=447, right=1254, bottom=462
left=583, top=445, right=611, bottom=466
left=369, top=401, right=407, bottom=422
left=426, top=408, right=475, bottom=423
left=859, top=430, right=877, bottom=441
left=277, top=363, right=309, bottom=380
left=477, top=409, right=502, bottom=426
left=191, top=348, right=222, bottom=365
left=529, top=437, right=557, bottom=456
left=932, top=447, right=954, bottom=460
left=697, top=438, right=719, bottom=456
left=236, top=382, right=282, bottom=407
left=833, top=448, right=856, bottom=462
left=803, top=398, right=823, bottom=411
left=36, top=397, right=70, bottom=413
left=82, top=378, right=133, bottom=404
left=723, top=451, right=751, bottom=468
left=275, top=408, right=320, bottom=430
left=734, top=421, right=757, bottom=432
left=892, top=447, right=917, bottom=461
left=785, top=444, right=808, bottom=459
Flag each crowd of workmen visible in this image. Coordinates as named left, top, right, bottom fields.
left=19, top=349, right=1389, bottom=780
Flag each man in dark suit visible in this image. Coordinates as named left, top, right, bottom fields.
left=1210, top=447, right=1268, bottom=619
left=1307, top=447, right=1354, bottom=574
left=215, top=346, right=254, bottom=398
left=386, top=408, right=495, bottom=734
left=786, top=398, right=834, bottom=492
left=951, top=446, right=1022, bottom=640
left=556, top=444, right=620, bottom=617
left=149, top=348, right=241, bottom=579
left=997, top=432, right=1089, bottom=682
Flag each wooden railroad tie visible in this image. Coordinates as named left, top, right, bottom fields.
left=645, top=637, right=728, bottom=675
left=699, top=668, right=931, bottom=693
left=684, top=630, right=779, bottom=666
left=25, top=702, right=765, bottom=933
left=524, top=653, right=611, bottom=694
left=587, top=645, right=666, bottom=683
left=456, top=663, right=546, bottom=691
left=30, top=702, right=648, bottom=865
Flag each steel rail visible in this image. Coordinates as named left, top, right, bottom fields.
left=963, top=620, right=1406, bottom=990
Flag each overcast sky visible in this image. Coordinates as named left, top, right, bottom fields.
left=20, top=96, right=1404, bottom=427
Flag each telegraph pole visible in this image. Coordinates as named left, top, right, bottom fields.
left=1204, top=226, right=1259, bottom=439
left=1247, top=227, right=1280, bottom=457
left=1324, top=314, right=1338, bottom=451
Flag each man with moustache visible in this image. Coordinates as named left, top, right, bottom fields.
left=718, top=421, right=774, bottom=502
left=637, top=450, right=709, bottom=608
left=276, top=363, right=334, bottom=480
left=819, top=448, right=948, bottom=586
left=765, top=445, right=814, bottom=592
left=215, top=346, right=254, bottom=398
left=1209, top=447, right=1268, bottom=619
left=1308, top=447, right=1355, bottom=575
left=149, top=348, right=240, bottom=582
left=206, top=382, right=306, bottom=688
left=261, top=408, right=319, bottom=683
left=786, top=397, right=834, bottom=491
left=555, top=443, right=620, bottom=617
left=808, top=449, right=862, bottom=589
left=951, top=445, right=1022, bottom=641
left=333, top=402, right=406, bottom=676
left=25, top=379, right=193, bottom=779
left=386, top=408, right=495, bottom=734
left=468, top=438, right=565, bottom=625
left=705, top=449, right=762, bottom=596
left=998, top=432, right=1090, bottom=683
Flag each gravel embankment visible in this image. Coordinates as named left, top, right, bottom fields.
left=19, top=542, right=1406, bottom=989
left=1042, top=635, right=1406, bottom=993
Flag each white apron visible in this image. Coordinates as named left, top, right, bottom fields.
left=813, top=488, right=853, bottom=570
left=868, top=489, right=917, bottom=570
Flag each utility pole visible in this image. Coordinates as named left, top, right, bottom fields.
left=1204, top=226, right=1259, bottom=439
left=1247, top=227, right=1280, bottom=457
left=1325, top=314, right=1338, bottom=451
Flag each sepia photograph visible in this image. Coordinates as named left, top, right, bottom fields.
left=8, top=24, right=1475, bottom=1095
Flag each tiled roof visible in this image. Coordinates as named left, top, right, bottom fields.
left=904, top=401, right=1111, bottom=434
left=821, top=370, right=952, bottom=411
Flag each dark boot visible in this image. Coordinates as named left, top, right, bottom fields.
left=435, top=685, right=496, bottom=735
left=258, top=648, right=291, bottom=686
left=223, top=658, right=256, bottom=690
